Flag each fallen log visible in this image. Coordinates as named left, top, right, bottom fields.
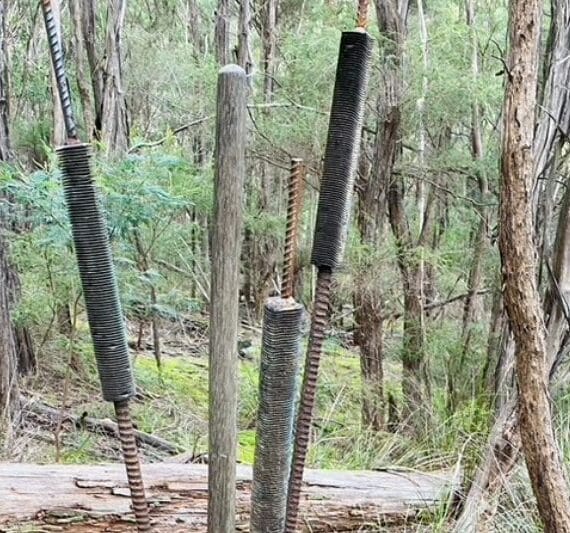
left=25, top=399, right=185, bottom=456
left=0, top=463, right=461, bottom=532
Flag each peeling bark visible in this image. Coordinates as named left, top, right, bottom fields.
left=499, top=0, right=570, bottom=529
left=456, top=2, right=570, bottom=529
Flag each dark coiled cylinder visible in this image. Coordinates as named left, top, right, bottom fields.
left=311, top=30, right=373, bottom=269
left=251, top=297, right=304, bottom=533
left=57, top=143, right=134, bottom=402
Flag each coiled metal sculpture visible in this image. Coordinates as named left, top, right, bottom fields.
left=285, top=30, right=373, bottom=532
left=250, top=159, right=307, bottom=532
left=40, top=1, right=150, bottom=530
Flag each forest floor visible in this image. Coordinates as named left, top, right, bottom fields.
left=9, top=315, right=441, bottom=471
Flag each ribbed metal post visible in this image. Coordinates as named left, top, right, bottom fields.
left=251, top=298, right=304, bottom=532
left=251, top=155, right=306, bottom=530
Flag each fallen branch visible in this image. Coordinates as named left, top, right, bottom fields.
left=24, top=398, right=185, bottom=456
left=247, top=101, right=327, bottom=114
left=128, top=116, right=214, bottom=153
left=386, top=289, right=491, bottom=322
left=424, top=288, right=492, bottom=311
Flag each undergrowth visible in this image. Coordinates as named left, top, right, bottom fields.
left=10, top=319, right=569, bottom=532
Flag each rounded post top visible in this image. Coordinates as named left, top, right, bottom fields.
left=218, top=64, right=246, bottom=76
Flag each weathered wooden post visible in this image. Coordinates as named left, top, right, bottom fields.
left=208, top=64, right=247, bottom=533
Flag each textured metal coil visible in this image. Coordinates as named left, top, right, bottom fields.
left=115, top=400, right=151, bottom=531
left=40, top=0, right=77, bottom=140
left=57, top=143, right=134, bottom=402
left=311, top=31, right=373, bottom=270
left=251, top=297, right=304, bottom=533
left=285, top=269, right=332, bottom=532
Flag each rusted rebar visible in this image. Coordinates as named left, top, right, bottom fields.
left=281, top=158, right=305, bottom=299
left=115, top=400, right=151, bottom=530
left=285, top=268, right=332, bottom=532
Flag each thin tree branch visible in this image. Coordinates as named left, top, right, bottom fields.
left=128, top=116, right=214, bottom=153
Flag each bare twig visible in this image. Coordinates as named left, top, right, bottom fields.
left=383, top=288, right=491, bottom=322
left=247, top=101, right=326, bottom=114
left=128, top=116, right=214, bottom=153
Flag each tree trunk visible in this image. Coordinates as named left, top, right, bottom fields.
left=80, top=0, right=103, bottom=137
left=6, top=264, right=36, bottom=376
left=370, top=0, right=412, bottom=430
left=399, top=264, right=429, bottom=428
left=101, top=0, right=129, bottom=156
left=215, top=0, right=230, bottom=65
left=261, top=0, right=277, bottom=101
left=0, top=234, right=19, bottom=431
left=479, top=282, right=503, bottom=398
left=354, top=129, right=386, bottom=431
left=0, top=0, right=10, bottom=162
left=389, top=179, right=436, bottom=432
left=185, top=0, right=205, bottom=57
left=375, top=0, right=435, bottom=433
left=0, top=462, right=460, bottom=532
left=69, top=0, right=96, bottom=139
left=448, top=0, right=490, bottom=411
left=499, top=0, right=570, bottom=529
left=455, top=1, right=570, bottom=529
left=237, top=0, right=252, bottom=74
left=243, top=0, right=280, bottom=320
left=0, top=1, right=36, bottom=377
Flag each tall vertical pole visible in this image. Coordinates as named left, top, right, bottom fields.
left=208, top=64, right=247, bottom=533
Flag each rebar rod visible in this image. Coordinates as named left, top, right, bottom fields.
left=40, top=0, right=77, bottom=140
left=115, top=400, right=152, bottom=531
left=285, top=268, right=332, bottom=532
left=281, top=158, right=305, bottom=299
